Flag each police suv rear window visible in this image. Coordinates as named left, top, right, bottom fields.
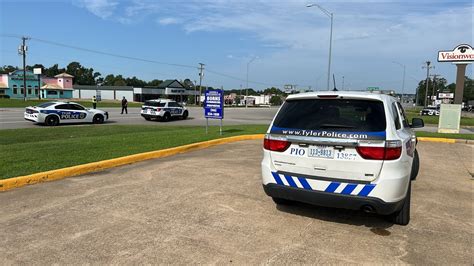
left=273, top=99, right=386, bottom=132
left=144, top=101, right=165, bottom=107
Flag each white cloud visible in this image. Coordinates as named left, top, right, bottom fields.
left=78, top=0, right=118, bottom=19
left=157, top=17, right=181, bottom=25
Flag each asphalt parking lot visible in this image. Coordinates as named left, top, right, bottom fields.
left=0, top=141, right=472, bottom=264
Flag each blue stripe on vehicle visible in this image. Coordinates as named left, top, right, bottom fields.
left=297, top=177, right=312, bottom=190
left=325, top=182, right=340, bottom=193
left=284, top=175, right=297, bottom=188
left=271, top=172, right=284, bottom=185
left=358, top=184, right=376, bottom=196
left=340, top=184, right=357, bottom=195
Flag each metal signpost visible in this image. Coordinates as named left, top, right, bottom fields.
left=204, top=89, right=224, bottom=135
left=33, top=67, right=42, bottom=100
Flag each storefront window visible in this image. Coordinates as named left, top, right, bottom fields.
left=13, top=85, right=17, bottom=94
left=28, top=86, right=32, bottom=95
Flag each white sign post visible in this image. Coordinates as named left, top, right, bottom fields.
left=33, top=67, right=42, bottom=100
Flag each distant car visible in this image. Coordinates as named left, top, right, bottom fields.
left=140, top=99, right=188, bottom=122
left=24, top=101, right=109, bottom=126
left=420, top=107, right=440, bottom=116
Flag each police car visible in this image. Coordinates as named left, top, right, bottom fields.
left=140, top=99, right=188, bottom=122
left=24, top=101, right=109, bottom=126
left=262, top=91, right=424, bottom=225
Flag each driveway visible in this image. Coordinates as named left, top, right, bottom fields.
left=0, top=141, right=472, bottom=264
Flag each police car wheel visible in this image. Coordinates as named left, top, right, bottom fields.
left=388, top=182, right=411, bottom=225
left=182, top=110, right=188, bottom=120
left=45, top=115, right=59, bottom=126
left=410, top=150, right=420, bottom=181
left=144, top=117, right=151, bottom=121
left=272, top=197, right=293, bottom=205
left=162, top=112, right=171, bottom=122
left=93, top=114, right=104, bottom=124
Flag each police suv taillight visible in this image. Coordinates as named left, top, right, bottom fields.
left=356, top=140, right=402, bottom=160
left=263, top=136, right=290, bottom=152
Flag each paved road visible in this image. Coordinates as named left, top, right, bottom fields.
left=0, top=107, right=278, bottom=129
left=1, top=107, right=473, bottom=134
left=1, top=141, right=472, bottom=264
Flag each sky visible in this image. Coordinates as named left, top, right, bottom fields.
left=0, top=0, right=473, bottom=93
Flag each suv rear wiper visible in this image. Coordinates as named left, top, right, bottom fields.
left=319, top=124, right=356, bottom=129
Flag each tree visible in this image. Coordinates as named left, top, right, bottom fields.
left=446, top=76, right=474, bottom=103
left=148, top=79, right=163, bottom=87
left=270, top=95, right=282, bottom=106
left=66, top=62, right=100, bottom=85
left=0, top=65, right=17, bottom=74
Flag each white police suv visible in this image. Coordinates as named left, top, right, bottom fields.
left=24, top=101, right=109, bottom=126
left=140, top=99, right=188, bottom=122
left=262, top=91, right=424, bottom=225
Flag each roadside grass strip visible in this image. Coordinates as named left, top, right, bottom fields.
left=0, top=133, right=265, bottom=191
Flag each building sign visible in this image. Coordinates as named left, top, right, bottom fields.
left=367, top=87, right=379, bottom=91
left=165, top=87, right=186, bottom=95
left=438, top=93, right=454, bottom=99
left=438, top=44, right=474, bottom=62
left=204, top=89, right=223, bottom=119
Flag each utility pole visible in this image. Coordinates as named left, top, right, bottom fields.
left=342, top=76, right=344, bottom=90
left=198, top=63, right=205, bottom=105
left=193, top=79, right=197, bottom=105
left=18, top=36, right=29, bottom=101
left=246, top=56, right=257, bottom=108
left=430, top=74, right=440, bottom=106
left=422, top=61, right=434, bottom=107
left=239, top=84, right=242, bottom=106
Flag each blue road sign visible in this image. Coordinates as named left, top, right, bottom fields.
left=204, top=89, right=224, bottom=119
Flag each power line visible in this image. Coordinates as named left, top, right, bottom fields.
left=1, top=34, right=310, bottom=88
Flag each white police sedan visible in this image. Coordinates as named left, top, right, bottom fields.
left=24, top=101, right=109, bottom=126
left=262, top=91, right=424, bottom=225
left=140, top=99, right=188, bottom=122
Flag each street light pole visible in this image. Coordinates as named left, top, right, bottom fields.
left=422, top=61, right=434, bottom=107
left=246, top=56, right=257, bottom=108
left=307, top=3, right=333, bottom=91
left=392, top=61, right=406, bottom=101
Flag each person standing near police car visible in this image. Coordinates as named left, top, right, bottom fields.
left=92, top=95, right=97, bottom=109
left=121, top=96, right=128, bottom=114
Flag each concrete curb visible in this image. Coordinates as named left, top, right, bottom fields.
left=418, top=137, right=474, bottom=144
left=0, top=134, right=265, bottom=192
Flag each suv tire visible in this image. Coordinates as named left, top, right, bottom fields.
left=182, top=110, right=189, bottom=120
left=410, top=150, right=420, bottom=180
left=162, top=112, right=171, bottom=122
left=388, top=182, right=411, bottom=225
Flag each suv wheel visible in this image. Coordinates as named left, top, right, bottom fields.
left=162, top=112, right=171, bottom=122
left=388, top=182, right=411, bottom=225
left=182, top=110, right=188, bottom=120
left=93, top=114, right=104, bottom=124
left=410, top=150, right=420, bottom=180
left=45, top=115, right=59, bottom=126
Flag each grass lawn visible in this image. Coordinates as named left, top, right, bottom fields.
left=406, top=113, right=474, bottom=126
left=415, top=131, right=474, bottom=140
left=0, top=125, right=268, bottom=179
left=0, top=98, right=143, bottom=108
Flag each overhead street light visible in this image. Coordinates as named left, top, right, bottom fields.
left=246, top=56, right=258, bottom=108
left=392, top=61, right=406, bottom=101
left=307, top=3, right=333, bottom=91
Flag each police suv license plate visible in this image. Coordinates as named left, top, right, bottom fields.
left=308, top=145, right=334, bottom=159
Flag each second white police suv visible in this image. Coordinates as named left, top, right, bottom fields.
left=140, top=99, right=189, bottom=122
left=262, top=91, right=424, bottom=225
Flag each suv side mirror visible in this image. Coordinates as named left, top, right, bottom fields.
left=410, top=118, right=424, bottom=128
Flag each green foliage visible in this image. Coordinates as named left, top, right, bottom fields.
left=270, top=95, right=282, bottom=106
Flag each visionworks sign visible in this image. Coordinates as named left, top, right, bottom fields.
left=438, top=44, right=474, bottom=62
